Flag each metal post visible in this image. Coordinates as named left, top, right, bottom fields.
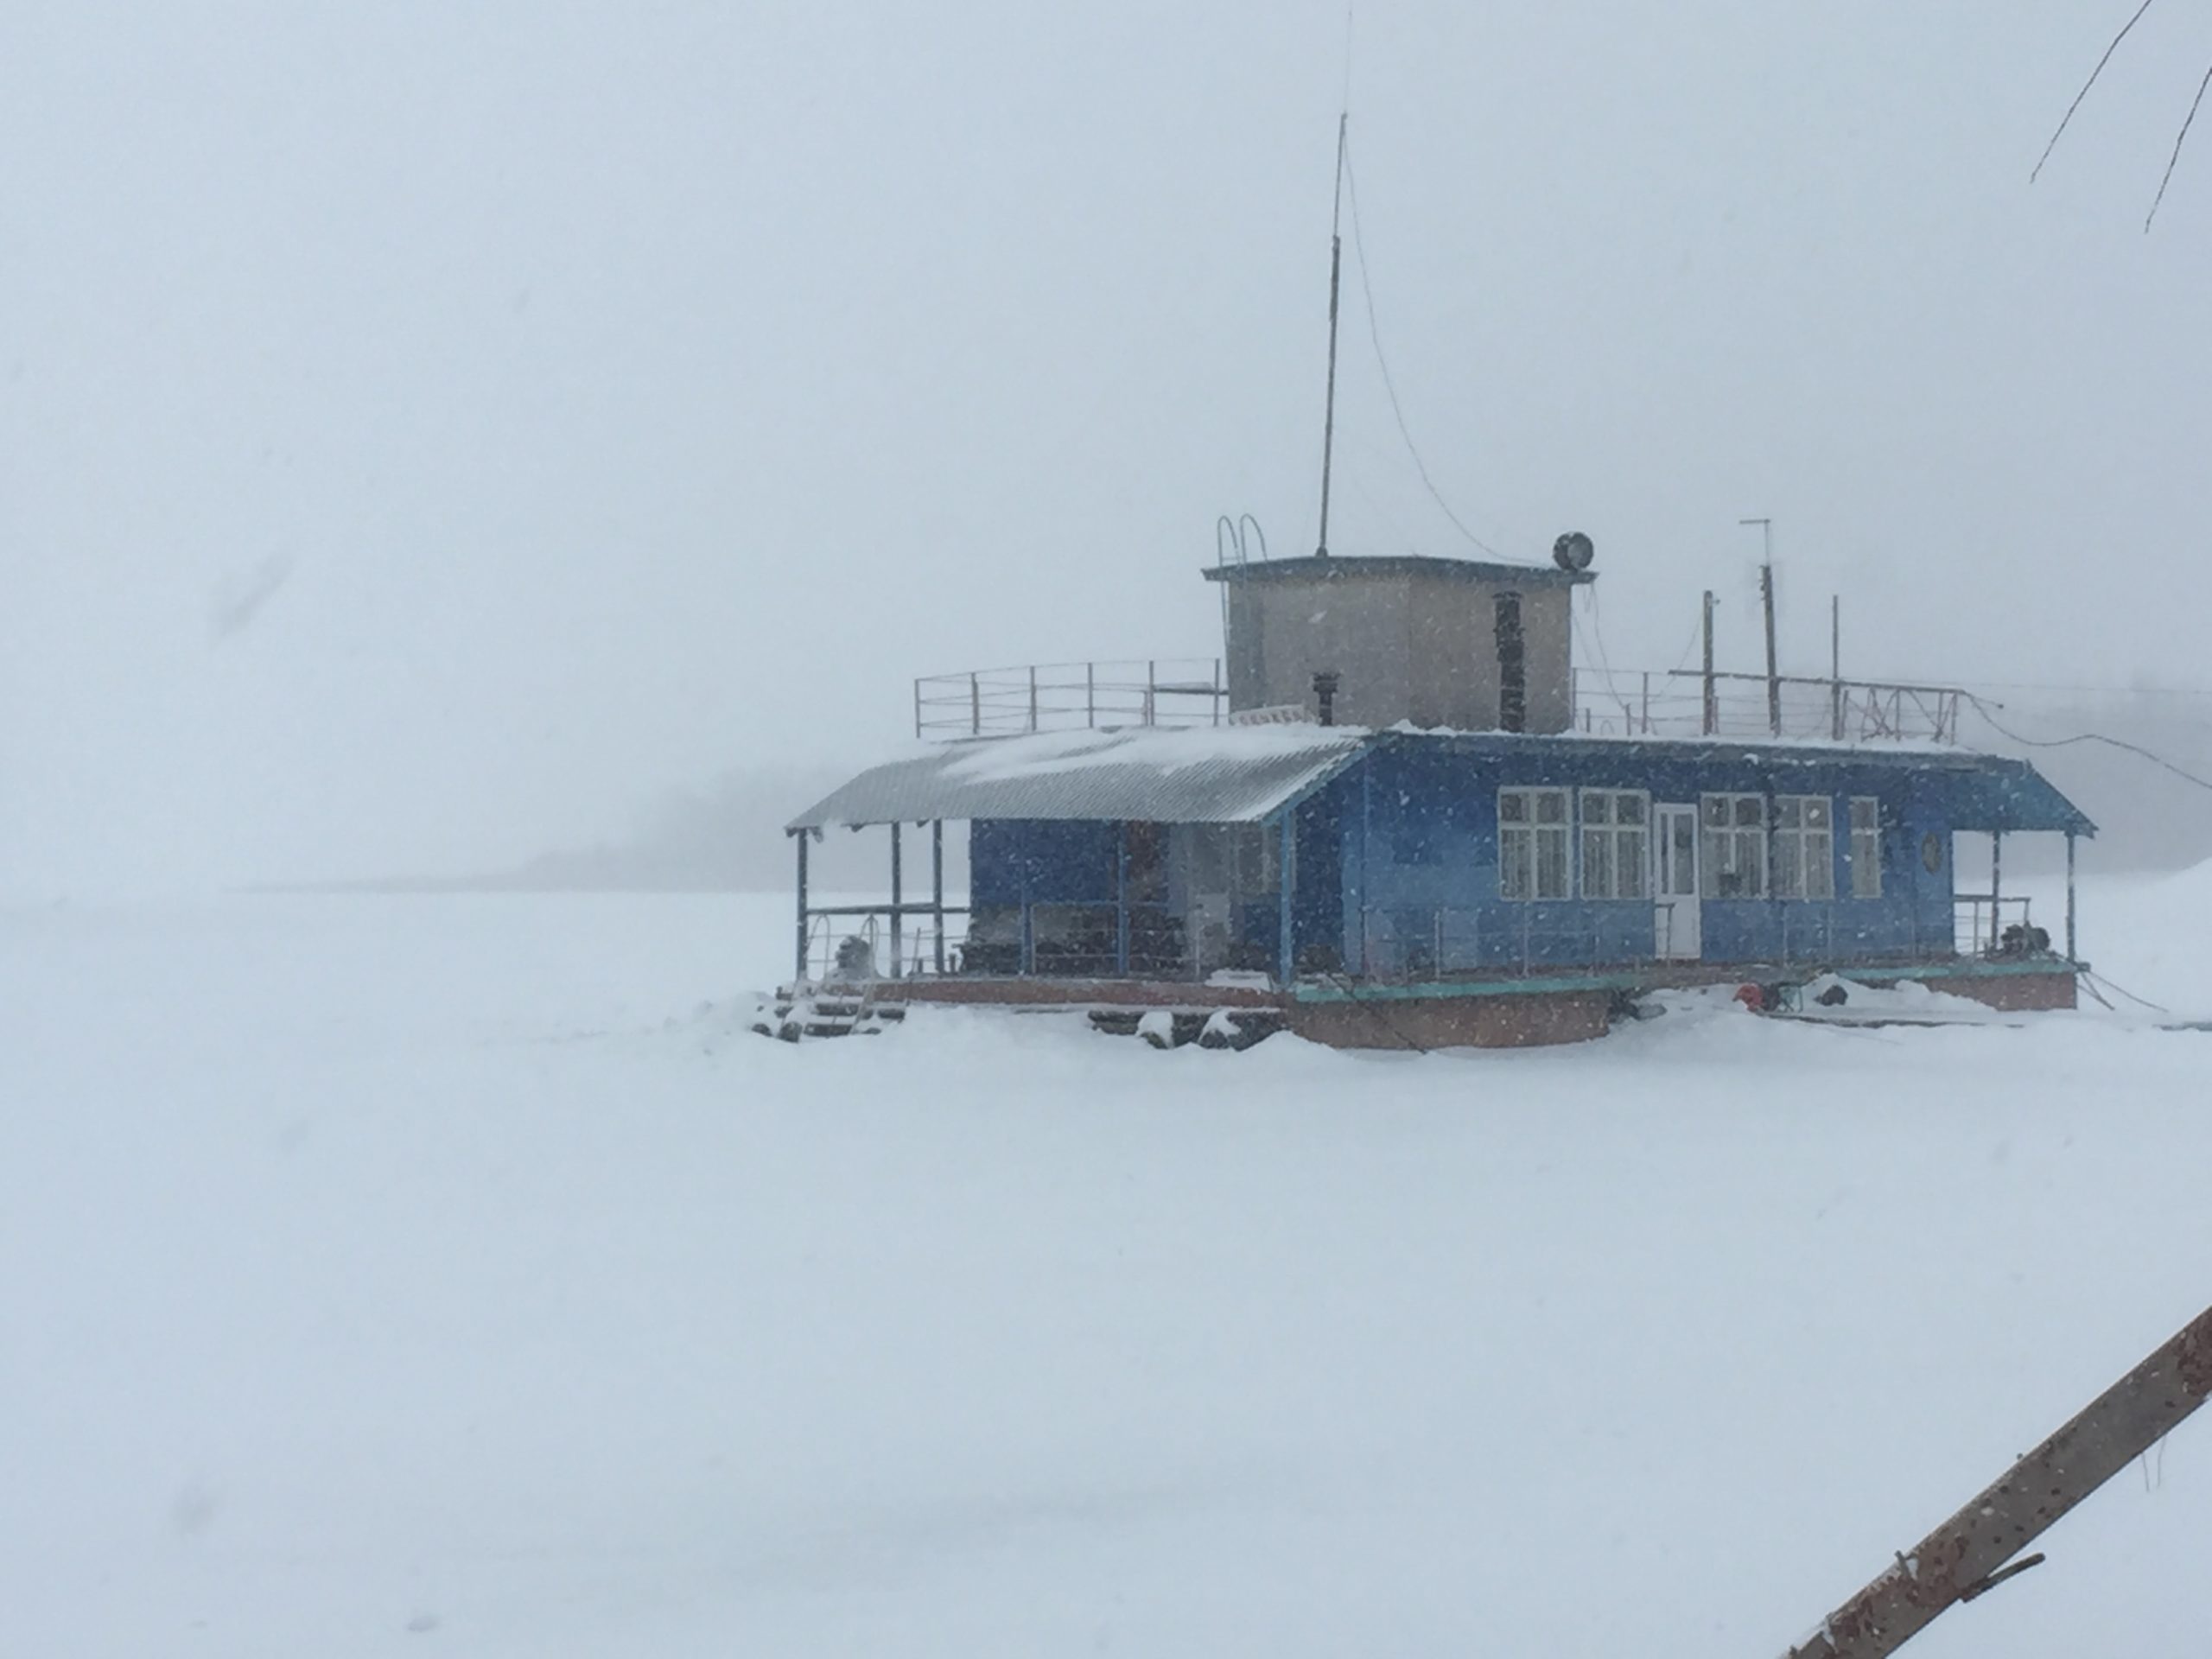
left=1358, top=760, right=1372, bottom=976
left=1277, top=810, right=1295, bottom=984
left=1989, top=830, right=2002, bottom=956
left=969, top=671, right=981, bottom=737
left=1315, top=112, right=1349, bottom=558
left=931, top=821, right=946, bottom=975
left=1701, top=590, right=1718, bottom=735
left=1739, top=517, right=1779, bottom=736
left=793, top=831, right=810, bottom=984
left=1085, top=662, right=1096, bottom=728
left=889, top=823, right=904, bottom=977
left=1213, top=658, right=1224, bottom=726
left=1113, top=823, right=1131, bottom=976
left=1147, top=659, right=1157, bottom=727
left=1829, top=594, right=1844, bottom=741
left=1027, top=665, right=1039, bottom=734
left=2065, top=830, right=2077, bottom=963
left=1641, top=670, right=1651, bottom=734
left=912, top=677, right=923, bottom=741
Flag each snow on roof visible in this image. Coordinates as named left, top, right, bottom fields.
left=785, top=724, right=1371, bottom=831
left=787, top=722, right=2094, bottom=836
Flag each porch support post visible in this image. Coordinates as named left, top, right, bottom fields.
left=1277, top=809, right=1295, bottom=985
left=931, top=821, right=946, bottom=975
left=2065, top=830, right=2078, bottom=963
left=1359, top=760, right=1373, bottom=975
left=1114, top=821, right=1130, bottom=976
left=793, top=830, right=810, bottom=985
left=1990, top=828, right=2002, bottom=954
left=890, top=823, right=904, bottom=978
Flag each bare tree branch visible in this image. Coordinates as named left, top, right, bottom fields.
left=2031, top=0, right=2159, bottom=182
left=2146, top=58, right=2212, bottom=227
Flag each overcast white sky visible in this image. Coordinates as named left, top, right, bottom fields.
left=5, top=2, right=2210, bottom=893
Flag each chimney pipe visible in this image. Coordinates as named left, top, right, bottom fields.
left=1313, top=670, right=1340, bottom=728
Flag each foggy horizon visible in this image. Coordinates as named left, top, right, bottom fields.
left=9, top=3, right=2212, bottom=897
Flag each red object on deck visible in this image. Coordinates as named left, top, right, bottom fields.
left=1735, top=982, right=1766, bottom=1012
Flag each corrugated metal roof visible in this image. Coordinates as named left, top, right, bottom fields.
left=785, top=726, right=1371, bottom=830
left=788, top=726, right=2094, bottom=836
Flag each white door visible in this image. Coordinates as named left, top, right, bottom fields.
left=1654, top=804, right=1701, bottom=960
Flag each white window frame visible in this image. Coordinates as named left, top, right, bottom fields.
left=1498, top=786, right=1572, bottom=900
left=1579, top=788, right=1650, bottom=899
left=1700, top=792, right=1768, bottom=899
left=1772, top=795, right=1835, bottom=900
left=1848, top=797, right=1882, bottom=899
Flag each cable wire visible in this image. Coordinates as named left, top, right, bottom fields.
left=1339, top=140, right=1509, bottom=561
left=1962, top=694, right=2212, bottom=794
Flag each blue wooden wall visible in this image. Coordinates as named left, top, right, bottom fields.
left=962, top=741, right=2030, bottom=981
left=1328, top=745, right=1966, bottom=976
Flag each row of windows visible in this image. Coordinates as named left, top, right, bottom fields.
left=1495, top=789, right=1884, bottom=901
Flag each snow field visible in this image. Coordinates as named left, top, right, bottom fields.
left=2, top=884, right=2208, bottom=1656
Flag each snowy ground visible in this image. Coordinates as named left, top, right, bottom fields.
left=3, top=876, right=2209, bottom=1657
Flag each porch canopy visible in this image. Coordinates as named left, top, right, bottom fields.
left=785, top=724, right=1373, bottom=832
left=1915, top=753, right=2095, bottom=836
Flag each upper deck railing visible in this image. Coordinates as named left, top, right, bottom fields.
left=915, top=659, right=1228, bottom=741
left=914, top=659, right=1967, bottom=744
left=1572, top=668, right=1965, bottom=745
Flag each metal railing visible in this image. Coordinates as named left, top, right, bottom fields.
left=1573, top=669, right=1964, bottom=744
left=801, top=907, right=971, bottom=984
left=914, top=659, right=1227, bottom=741
left=1954, top=896, right=2051, bottom=959
left=1352, top=899, right=2048, bottom=978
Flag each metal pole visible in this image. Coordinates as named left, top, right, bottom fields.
left=931, top=821, right=946, bottom=975
left=2065, top=830, right=2077, bottom=962
left=1989, top=830, right=2002, bottom=955
left=1115, top=821, right=1130, bottom=976
left=889, top=823, right=904, bottom=977
left=1315, top=112, right=1349, bottom=558
left=969, top=671, right=980, bottom=737
left=1086, top=661, right=1095, bottom=728
left=1641, top=670, right=1651, bottom=734
left=1359, top=760, right=1373, bottom=975
left=912, top=677, right=923, bottom=741
left=1027, top=665, right=1038, bottom=734
left=1277, top=810, right=1295, bottom=984
left=1829, top=594, right=1843, bottom=741
left=793, top=831, right=810, bottom=984
left=1213, top=658, right=1223, bottom=725
left=1739, top=518, right=1778, bottom=734
left=1701, top=590, right=1718, bottom=735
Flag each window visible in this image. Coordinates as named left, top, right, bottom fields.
left=1773, top=796, right=1835, bottom=900
left=1495, top=594, right=1526, bottom=734
left=1499, top=787, right=1570, bottom=899
left=1849, top=798, right=1882, bottom=898
left=1580, top=790, right=1649, bottom=899
left=1229, top=824, right=1279, bottom=894
left=1700, top=793, right=1767, bottom=898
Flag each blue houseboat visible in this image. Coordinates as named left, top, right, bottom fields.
left=779, top=545, right=2093, bottom=1047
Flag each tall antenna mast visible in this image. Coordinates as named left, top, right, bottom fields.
left=1313, top=111, right=1349, bottom=558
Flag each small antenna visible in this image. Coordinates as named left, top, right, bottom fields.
left=1314, top=112, right=1349, bottom=558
